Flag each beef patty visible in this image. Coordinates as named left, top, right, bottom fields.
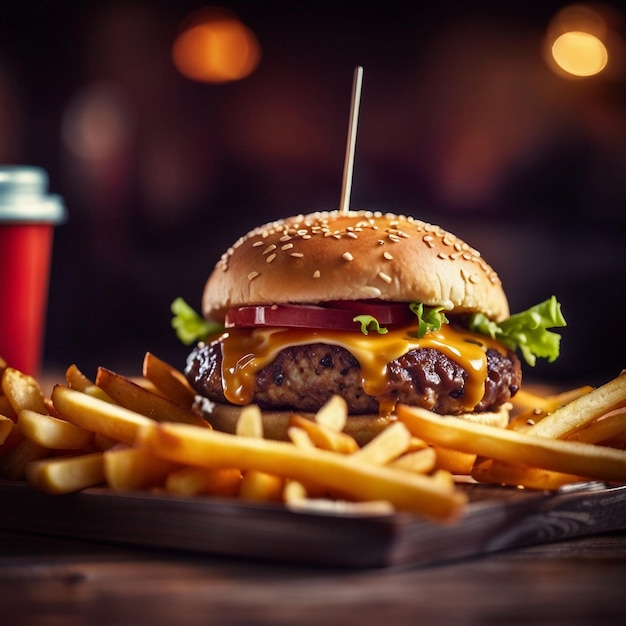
left=185, top=339, right=522, bottom=416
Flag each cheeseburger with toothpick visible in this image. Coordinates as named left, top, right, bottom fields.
left=173, top=210, right=565, bottom=444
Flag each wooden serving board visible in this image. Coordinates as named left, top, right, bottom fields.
left=1, top=480, right=624, bottom=568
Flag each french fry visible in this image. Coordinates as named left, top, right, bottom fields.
left=350, top=422, right=412, bottom=465
left=389, top=447, right=437, bottom=474
left=235, top=404, right=285, bottom=501
left=235, top=405, right=264, bottom=438
left=407, top=437, right=429, bottom=451
left=0, top=437, right=50, bottom=480
left=104, top=446, right=179, bottom=491
left=507, top=408, right=546, bottom=433
left=239, top=470, right=284, bottom=502
left=432, top=446, right=477, bottom=475
left=1, top=368, right=47, bottom=415
left=512, top=385, right=594, bottom=414
left=52, top=385, right=154, bottom=444
left=66, top=364, right=115, bottom=403
left=0, top=396, right=17, bottom=421
left=94, top=432, right=119, bottom=451
left=527, top=374, right=626, bottom=439
left=509, top=385, right=597, bottom=432
left=314, top=395, right=348, bottom=432
left=137, top=421, right=466, bottom=522
left=289, top=414, right=359, bottom=454
left=18, top=409, right=94, bottom=450
left=95, top=367, right=209, bottom=428
left=287, top=426, right=316, bottom=449
left=283, top=479, right=308, bottom=503
left=142, top=352, right=195, bottom=409
left=0, top=421, right=24, bottom=455
left=165, top=466, right=242, bottom=497
left=236, top=404, right=282, bottom=500
left=567, top=407, right=626, bottom=445
left=397, top=404, right=626, bottom=483
left=25, top=452, right=105, bottom=494
left=0, top=414, right=13, bottom=444
left=471, top=458, right=589, bottom=490
left=431, top=469, right=457, bottom=490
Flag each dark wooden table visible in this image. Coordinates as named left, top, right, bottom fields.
left=2, top=527, right=625, bottom=626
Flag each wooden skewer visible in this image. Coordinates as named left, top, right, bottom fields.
left=339, top=66, right=364, bottom=214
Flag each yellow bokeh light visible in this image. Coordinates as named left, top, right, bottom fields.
left=172, top=10, right=261, bottom=84
left=551, top=30, right=608, bottom=77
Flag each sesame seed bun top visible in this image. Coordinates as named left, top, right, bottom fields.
left=202, top=210, right=510, bottom=323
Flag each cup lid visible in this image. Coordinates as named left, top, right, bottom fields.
left=0, top=166, right=67, bottom=224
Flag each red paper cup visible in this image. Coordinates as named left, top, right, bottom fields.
left=0, top=167, right=66, bottom=377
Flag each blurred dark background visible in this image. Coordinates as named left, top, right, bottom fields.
left=0, top=0, right=624, bottom=386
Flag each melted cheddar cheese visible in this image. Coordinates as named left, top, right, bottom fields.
left=217, top=324, right=505, bottom=415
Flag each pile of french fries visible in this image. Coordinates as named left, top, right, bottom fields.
left=0, top=351, right=625, bottom=524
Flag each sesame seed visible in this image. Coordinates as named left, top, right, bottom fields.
left=442, top=236, right=453, bottom=246
left=266, top=253, right=276, bottom=263
left=383, top=251, right=393, bottom=260
left=346, top=231, right=358, bottom=239
left=281, top=243, right=294, bottom=251
left=252, top=241, right=264, bottom=248
left=290, top=252, right=304, bottom=258
left=437, top=252, right=448, bottom=260
left=388, top=234, right=401, bottom=243
left=279, top=235, right=292, bottom=242
left=342, top=252, right=354, bottom=261
left=313, top=270, right=321, bottom=279
left=247, top=271, right=260, bottom=281
left=378, top=271, right=392, bottom=283
left=263, top=244, right=277, bottom=255
left=422, top=235, right=435, bottom=248
left=469, top=274, right=479, bottom=284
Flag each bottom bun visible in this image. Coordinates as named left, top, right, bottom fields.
left=196, top=398, right=511, bottom=446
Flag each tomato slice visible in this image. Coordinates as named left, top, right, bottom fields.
left=225, top=301, right=414, bottom=330
left=326, top=300, right=414, bottom=325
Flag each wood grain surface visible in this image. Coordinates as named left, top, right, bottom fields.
left=1, top=528, right=625, bottom=626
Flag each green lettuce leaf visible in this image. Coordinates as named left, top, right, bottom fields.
left=171, top=297, right=223, bottom=345
left=353, top=315, right=389, bottom=335
left=468, top=296, right=566, bottom=366
left=409, top=302, right=449, bottom=338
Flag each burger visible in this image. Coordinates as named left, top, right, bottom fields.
left=174, top=210, right=565, bottom=444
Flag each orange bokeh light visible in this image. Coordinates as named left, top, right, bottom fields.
left=551, top=30, right=608, bottom=77
left=172, top=9, right=261, bottom=84
left=545, top=4, right=617, bottom=79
